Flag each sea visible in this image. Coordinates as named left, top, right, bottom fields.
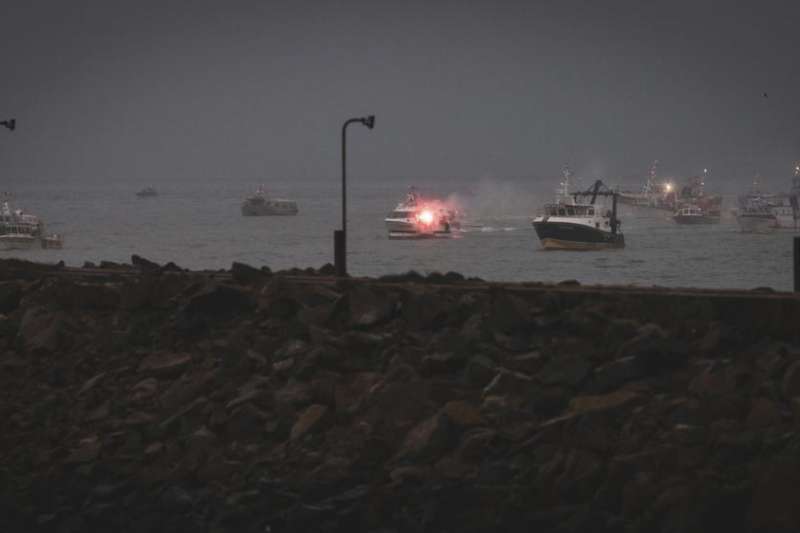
left=1, top=176, right=796, bottom=291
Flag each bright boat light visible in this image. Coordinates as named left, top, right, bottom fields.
left=418, top=210, right=434, bottom=225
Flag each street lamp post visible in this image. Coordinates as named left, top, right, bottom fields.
left=1, top=119, right=15, bottom=131
left=335, top=115, right=375, bottom=276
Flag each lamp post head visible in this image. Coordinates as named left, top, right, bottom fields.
left=1, top=119, right=15, bottom=131
left=363, top=115, right=375, bottom=129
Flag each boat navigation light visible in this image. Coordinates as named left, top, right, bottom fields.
left=417, top=210, right=435, bottom=225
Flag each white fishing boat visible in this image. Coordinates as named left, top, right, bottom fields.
left=385, top=187, right=460, bottom=239
left=0, top=199, right=64, bottom=250
left=673, top=204, right=718, bottom=224
left=241, top=187, right=298, bottom=216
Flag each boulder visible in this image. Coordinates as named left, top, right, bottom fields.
left=589, top=356, right=644, bottom=393
left=745, top=397, right=783, bottom=429
left=230, top=261, right=269, bottom=285
left=441, top=400, right=485, bottom=429
left=781, top=360, right=800, bottom=399
left=18, top=306, right=73, bottom=353
left=183, top=284, right=256, bottom=319
left=0, top=281, right=21, bottom=313
left=750, top=455, right=800, bottom=531
left=395, top=413, right=452, bottom=462
left=465, top=355, right=496, bottom=387
left=537, top=353, right=592, bottom=388
left=482, top=369, right=534, bottom=398
left=131, top=254, right=160, bottom=271
left=618, top=323, right=688, bottom=374
left=137, top=352, right=192, bottom=378
left=344, top=286, right=396, bottom=327
left=569, top=390, right=643, bottom=416
left=290, top=404, right=331, bottom=441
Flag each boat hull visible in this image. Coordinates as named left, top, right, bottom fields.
left=672, top=215, right=719, bottom=224
left=388, top=231, right=452, bottom=240
left=737, top=214, right=775, bottom=233
left=532, top=221, right=624, bottom=250
left=241, top=204, right=298, bottom=216
left=0, top=234, right=39, bottom=251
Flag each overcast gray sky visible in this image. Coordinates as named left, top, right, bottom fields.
left=1, top=0, right=798, bottom=188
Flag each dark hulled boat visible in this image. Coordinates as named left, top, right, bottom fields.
left=532, top=180, right=624, bottom=250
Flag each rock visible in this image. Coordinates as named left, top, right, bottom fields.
left=589, top=356, right=643, bottom=393
left=183, top=284, right=256, bottom=319
left=318, top=263, right=336, bottom=276
left=344, top=286, right=396, bottom=327
left=137, top=352, right=192, bottom=378
left=441, top=400, right=485, bottom=429
left=18, top=306, right=72, bottom=353
left=537, top=354, right=591, bottom=388
left=465, top=355, right=496, bottom=387
left=160, top=372, right=215, bottom=410
left=131, top=377, right=159, bottom=403
left=226, top=402, right=268, bottom=440
left=457, top=428, right=497, bottom=462
left=569, top=390, right=643, bottom=416
left=750, top=455, right=800, bottom=531
left=0, top=281, right=21, bottom=313
left=401, top=290, right=450, bottom=330
left=781, top=360, right=800, bottom=399
left=290, top=404, right=331, bottom=441
left=507, top=351, right=545, bottom=374
left=421, top=352, right=465, bottom=376
left=618, top=323, right=688, bottom=374
left=65, top=435, right=102, bottom=464
left=396, top=413, right=452, bottom=462
left=745, top=397, right=783, bottom=429
left=231, top=261, right=268, bottom=285
left=78, top=372, right=106, bottom=395
left=131, top=254, right=160, bottom=271
left=483, top=369, right=534, bottom=398
left=488, top=291, right=532, bottom=333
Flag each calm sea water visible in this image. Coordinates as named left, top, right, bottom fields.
left=1, top=177, right=796, bottom=291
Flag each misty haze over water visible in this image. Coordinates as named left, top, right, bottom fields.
left=1, top=173, right=796, bottom=291
left=1, top=1, right=798, bottom=289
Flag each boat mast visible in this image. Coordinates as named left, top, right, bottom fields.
left=701, top=168, right=708, bottom=196
left=645, top=160, right=658, bottom=194
left=558, top=164, right=572, bottom=202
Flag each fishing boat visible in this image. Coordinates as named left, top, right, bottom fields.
left=672, top=204, right=719, bottom=224
left=618, top=162, right=722, bottom=215
left=241, top=187, right=298, bottom=216
left=618, top=160, right=677, bottom=210
left=136, top=187, right=158, bottom=197
left=0, top=232, right=39, bottom=251
left=736, top=199, right=776, bottom=233
left=0, top=199, right=64, bottom=250
left=532, top=179, right=624, bottom=250
left=385, top=187, right=460, bottom=239
left=734, top=167, right=799, bottom=230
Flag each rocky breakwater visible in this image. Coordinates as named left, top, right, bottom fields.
left=1, top=258, right=800, bottom=532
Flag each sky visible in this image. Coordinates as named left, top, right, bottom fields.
left=1, top=0, right=799, bottom=190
